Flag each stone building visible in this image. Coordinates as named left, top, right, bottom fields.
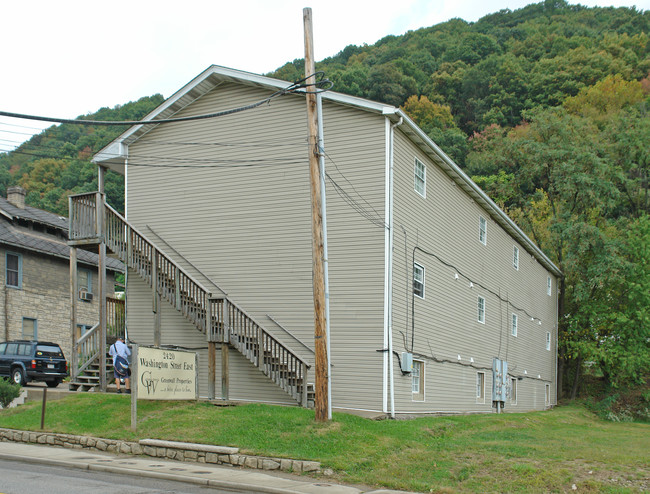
left=1, top=186, right=123, bottom=360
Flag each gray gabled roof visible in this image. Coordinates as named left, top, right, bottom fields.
left=0, top=197, right=68, bottom=231
left=92, top=65, right=561, bottom=278
left=0, top=198, right=123, bottom=272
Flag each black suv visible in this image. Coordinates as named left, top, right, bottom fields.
left=0, top=340, right=68, bottom=387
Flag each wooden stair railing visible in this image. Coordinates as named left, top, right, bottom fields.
left=69, top=192, right=311, bottom=406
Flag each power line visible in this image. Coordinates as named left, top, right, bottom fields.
left=0, top=72, right=332, bottom=127
left=0, top=121, right=51, bottom=131
left=413, top=244, right=544, bottom=323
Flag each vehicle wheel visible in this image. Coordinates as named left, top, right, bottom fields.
left=11, top=368, right=25, bottom=386
left=46, top=380, right=61, bottom=388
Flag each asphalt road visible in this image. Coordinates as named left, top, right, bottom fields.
left=0, top=459, right=237, bottom=494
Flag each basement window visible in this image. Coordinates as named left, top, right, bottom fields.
left=412, top=360, right=424, bottom=401
left=510, top=378, right=517, bottom=405
left=476, top=371, right=485, bottom=403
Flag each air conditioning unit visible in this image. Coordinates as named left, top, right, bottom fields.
left=79, top=290, right=93, bottom=302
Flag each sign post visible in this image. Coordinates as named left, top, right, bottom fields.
left=131, top=344, right=138, bottom=432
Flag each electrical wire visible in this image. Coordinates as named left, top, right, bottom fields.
left=0, top=121, right=50, bottom=131
left=0, top=72, right=332, bottom=126
left=322, top=148, right=385, bottom=225
left=413, top=245, right=543, bottom=322
left=325, top=171, right=388, bottom=229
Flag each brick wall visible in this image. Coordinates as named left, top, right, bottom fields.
left=1, top=246, right=116, bottom=360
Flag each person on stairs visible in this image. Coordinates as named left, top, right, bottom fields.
left=109, top=337, right=131, bottom=394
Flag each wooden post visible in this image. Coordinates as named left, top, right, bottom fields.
left=221, top=300, right=230, bottom=401
left=98, top=241, right=107, bottom=392
left=131, top=344, right=138, bottom=431
left=70, top=247, right=78, bottom=382
left=208, top=342, right=216, bottom=400
left=207, top=296, right=215, bottom=400
left=304, top=7, right=329, bottom=422
left=152, top=252, right=161, bottom=347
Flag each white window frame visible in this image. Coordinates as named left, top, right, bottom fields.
left=477, top=296, right=486, bottom=324
left=479, top=216, right=487, bottom=245
left=414, top=159, right=426, bottom=198
left=546, top=331, right=551, bottom=351
left=511, top=313, right=518, bottom=337
left=510, top=377, right=517, bottom=405
left=476, top=371, right=486, bottom=403
left=412, top=360, right=425, bottom=401
left=413, top=262, right=425, bottom=299
left=547, top=276, right=552, bottom=296
left=513, top=246, right=519, bottom=270
left=22, top=317, right=37, bottom=340
left=6, top=252, right=22, bottom=289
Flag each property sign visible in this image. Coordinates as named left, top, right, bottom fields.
left=136, top=346, right=198, bottom=400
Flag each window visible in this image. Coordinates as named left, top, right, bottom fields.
left=545, top=383, right=551, bottom=406
left=6, top=252, right=21, bottom=288
left=413, top=263, right=425, bottom=299
left=476, top=372, right=485, bottom=403
left=78, top=268, right=92, bottom=294
left=412, top=360, right=424, bottom=401
left=477, top=296, right=486, bottom=324
left=414, top=159, right=426, bottom=197
left=546, top=331, right=551, bottom=351
left=511, top=313, right=518, bottom=337
left=479, top=216, right=487, bottom=245
left=510, top=378, right=517, bottom=405
left=22, top=317, right=37, bottom=340
left=547, top=276, right=552, bottom=296
left=513, top=246, right=519, bottom=270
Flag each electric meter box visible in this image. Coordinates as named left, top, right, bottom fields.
left=401, top=352, right=413, bottom=373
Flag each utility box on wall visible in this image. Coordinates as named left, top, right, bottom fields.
left=492, top=357, right=508, bottom=404
left=401, top=352, right=413, bottom=373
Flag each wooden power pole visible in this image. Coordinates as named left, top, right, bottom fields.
left=303, top=7, right=329, bottom=422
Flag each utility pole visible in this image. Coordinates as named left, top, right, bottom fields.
left=303, top=7, right=329, bottom=422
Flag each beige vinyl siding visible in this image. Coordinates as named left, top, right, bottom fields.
left=126, top=273, right=295, bottom=404
left=125, top=83, right=387, bottom=411
left=390, top=130, right=557, bottom=413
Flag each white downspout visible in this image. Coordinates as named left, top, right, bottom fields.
left=383, top=119, right=390, bottom=415
left=386, top=116, right=403, bottom=419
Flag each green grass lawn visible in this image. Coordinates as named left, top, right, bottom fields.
left=0, top=396, right=648, bottom=493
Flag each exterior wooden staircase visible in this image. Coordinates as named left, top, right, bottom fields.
left=68, top=192, right=312, bottom=406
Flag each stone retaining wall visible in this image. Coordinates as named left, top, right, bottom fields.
left=0, top=428, right=322, bottom=474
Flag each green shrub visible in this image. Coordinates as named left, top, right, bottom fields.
left=0, top=379, right=21, bottom=408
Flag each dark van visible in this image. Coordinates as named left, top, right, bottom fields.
left=0, top=340, right=68, bottom=387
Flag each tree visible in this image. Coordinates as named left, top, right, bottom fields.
left=402, top=95, right=469, bottom=165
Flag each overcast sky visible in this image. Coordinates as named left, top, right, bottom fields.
left=1, top=0, right=648, bottom=152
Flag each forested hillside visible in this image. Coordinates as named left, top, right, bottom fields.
left=0, top=0, right=647, bottom=409
left=0, top=95, right=164, bottom=215
left=270, top=0, right=650, bottom=407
